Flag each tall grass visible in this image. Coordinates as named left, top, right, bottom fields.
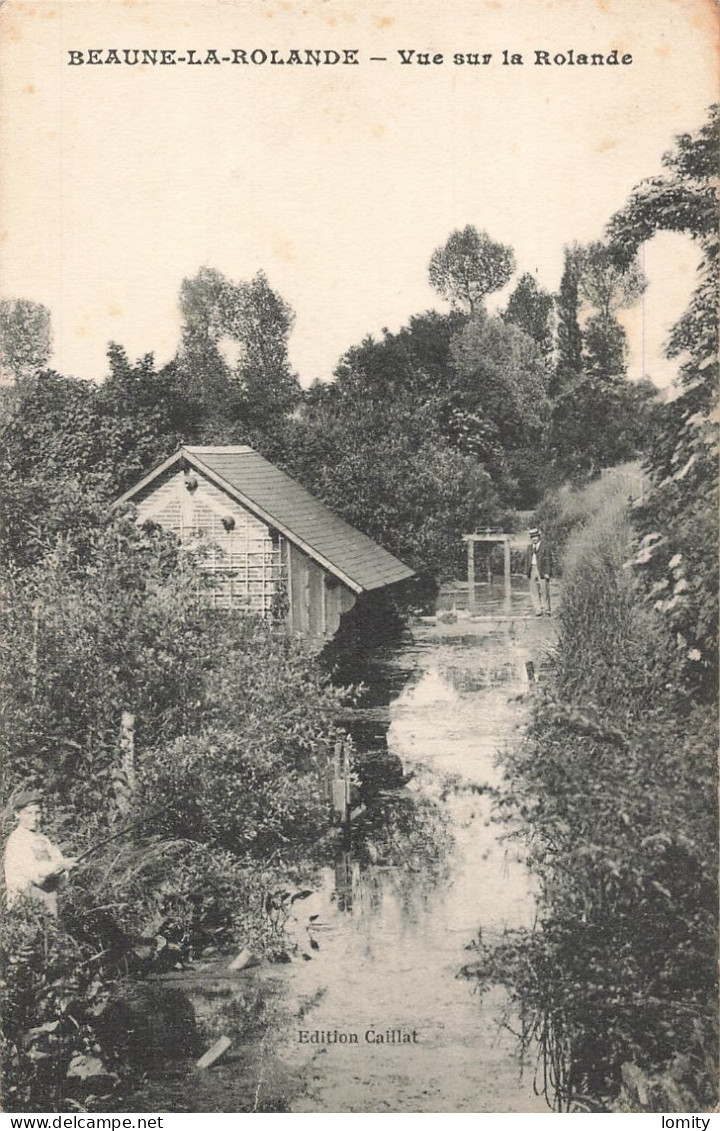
left=533, top=463, right=643, bottom=576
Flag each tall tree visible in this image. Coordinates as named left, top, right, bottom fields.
left=228, top=271, right=300, bottom=426
left=554, top=244, right=583, bottom=392
left=428, top=226, right=515, bottom=313
left=450, top=311, right=552, bottom=505
left=0, top=299, right=52, bottom=384
left=177, top=267, right=248, bottom=435
left=548, top=238, right=650, bottom=480
left=579, top=241, right=646, bottom=376
left=176, top=267, right=300, bottom=437
left=502, top=273, right=554, bottom=360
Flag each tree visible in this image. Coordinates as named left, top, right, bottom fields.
left=328, top=310, right=464, bottom=407
left=548, top=236, right=651, bottom=480
left=176, top=267, right=300, bottom=437
left=579, top=241, right=646, bottom=377
left=229, top=271, right=300, bottom=427
left=554, top=244, right=584, bottom=392
left=503, top=273, right=554, bottom=360
left=428, top=226, right=515, bottom=313
left=283, top=399, right=504, bottom=589
left=0, top=299, right=52, bottom=384
left=582, top=313, right=627, bottom=376
left=546, top=372, right=657, bottom=482
left=580, top=241, right=646, bottom=325
left=96, top=344, right=200, bottom=492
left=449, top=310, right=551, bottom=501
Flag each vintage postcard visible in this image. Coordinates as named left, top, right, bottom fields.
left=0, top=0, right=717, bottom=1117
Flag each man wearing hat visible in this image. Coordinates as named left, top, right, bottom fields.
left=525, top=527, right=552, bottom=617
left=4, top=791, right=78, bottom=915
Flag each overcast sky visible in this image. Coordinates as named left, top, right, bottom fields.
left=0, top=0, right=716, bottom=388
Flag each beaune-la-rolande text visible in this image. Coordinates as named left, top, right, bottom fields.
left=66, top=47, right=633, bottom=67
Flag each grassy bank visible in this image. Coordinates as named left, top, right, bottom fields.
left=463, top=474, right=718, bottom=1111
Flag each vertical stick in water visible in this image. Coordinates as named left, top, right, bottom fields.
left=467, top=538, right=476, bottom=614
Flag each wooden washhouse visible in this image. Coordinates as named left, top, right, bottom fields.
left=113, top=445, right=414, bottom=639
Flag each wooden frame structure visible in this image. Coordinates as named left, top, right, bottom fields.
left=462, top=532, right=512, bottom=612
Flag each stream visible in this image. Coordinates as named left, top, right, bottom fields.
left=137, top=581, right=556, bottom=1113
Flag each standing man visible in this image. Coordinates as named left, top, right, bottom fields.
left=525, top=527, right=552, bottom=617
left=4, top=791, right=77, bottom=915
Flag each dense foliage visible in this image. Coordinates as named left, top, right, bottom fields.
left=269, top=305, right=555, bottom=589
left=608, top=104, right=719, bottom=700
left=0, top=352, right=199, bottom=569
left=1, top=513, right=341, bottom=845
left=1, top=905, right=129, bottom=1112
left=277, top=398, right=506, bottom=591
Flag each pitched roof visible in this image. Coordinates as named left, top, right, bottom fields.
left=114, top=445, right=415, bottom=594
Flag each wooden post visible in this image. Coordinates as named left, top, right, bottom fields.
left=342, top=738, right=351, bottom=843
left=321, top=574, right=327, bottom=637
left=335, top=852, right=352, bottom=912
left=197, top=1036, right=231, bottom=1069
left=467, top=538, right=476, bottom=613
left=114, top=710, right=136, bottom=817
left=331, top=739, right=348, bottom=825
left=503, top=538, right=512, bottom=606
left=285, top=539, right=294, bottom=632
left=31, top=599, right=41, bottom=702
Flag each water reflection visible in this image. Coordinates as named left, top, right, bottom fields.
left=274, top=593, right=549, bottom=1112
left=332, top=786, right=454, bottom=919
left=435, top=579, right=535, bottom=616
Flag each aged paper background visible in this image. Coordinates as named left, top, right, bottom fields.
left=0, top=0, right=718, bottom=1116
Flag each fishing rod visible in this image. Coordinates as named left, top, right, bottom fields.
left=73, top=804, right=175, bottom=865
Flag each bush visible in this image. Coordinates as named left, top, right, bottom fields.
left=1, top=514, right=341, bottom=845
left=0, top=903, right=129, bottom=1112
left=66, top=837, right=294, bottom=961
